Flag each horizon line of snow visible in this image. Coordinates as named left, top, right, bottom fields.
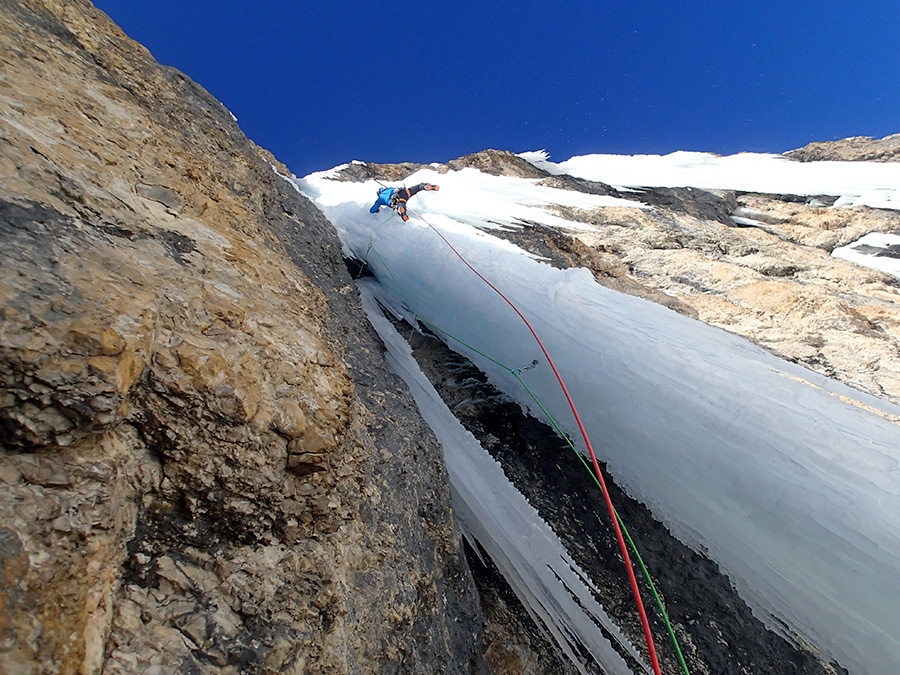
left=519, top=150, right=900, bottom=212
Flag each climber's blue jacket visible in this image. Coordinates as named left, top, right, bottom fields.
left=369, top=183, right=438, bottom=220
left=370, top=187, right=396, bottom=213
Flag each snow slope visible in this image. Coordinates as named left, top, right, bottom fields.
left=524, top=150, right=900, bottom=212
left=298, top=153, right=900, bottom=674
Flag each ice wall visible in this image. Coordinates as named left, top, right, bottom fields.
left=359, top=280, right=650, bottom=675
left=300, top=165, right=900, bottom=674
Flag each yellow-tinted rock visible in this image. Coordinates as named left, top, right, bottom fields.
left=0, top=3, right=483, bottom=674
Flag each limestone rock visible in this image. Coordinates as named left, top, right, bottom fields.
left=486, top=183, right=900, bottom=408
left=570, top=193, right=900, bottom=407
left=446, top=149, right=550, bottom=178
left=0, top=2, right=485, bottom=674
left=785, top=132, right=900, bottom=162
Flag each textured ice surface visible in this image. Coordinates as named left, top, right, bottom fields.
left=360, top=280, right=648, bottom=675
left=300, top=159, right=900, bottom=674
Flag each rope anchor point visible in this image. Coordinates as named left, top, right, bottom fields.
left=511, top=359, right=539, bottom=376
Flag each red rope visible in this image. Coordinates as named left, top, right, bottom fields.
left=411, top=209, right=663, bottom=675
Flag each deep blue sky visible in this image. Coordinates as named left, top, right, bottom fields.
left=93, top=0, right=899, bottom=177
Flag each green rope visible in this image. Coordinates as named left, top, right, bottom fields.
left=513, top=374, right=691, bottom=675
left=363, top=214, right=691, bottom=675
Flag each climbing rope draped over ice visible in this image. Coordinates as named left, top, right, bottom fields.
left=360, top=281, right=649, bottom=675
left=356, top=201, right=693, bottom=674
left=408, top=207, right=664, bottom=675
left=301, top=163, right=900, bottom=675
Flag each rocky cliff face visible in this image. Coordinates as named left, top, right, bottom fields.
left=785, top=132, right=900, bottom=162
left=546, top=187, right=900, bottom=410
left=0, top=1, right=486, bottom=673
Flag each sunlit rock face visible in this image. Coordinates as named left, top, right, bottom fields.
left=0, top=2, right=486, bottom=674
left=785, top=132, right=900, bottom=162
left=542, top=187, right=900, bottom=407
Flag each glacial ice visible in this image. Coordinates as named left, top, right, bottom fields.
left=299, top=154, right=900, bottom=674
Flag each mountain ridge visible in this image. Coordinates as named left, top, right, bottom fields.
left=784, top=132, right=900, bottom=162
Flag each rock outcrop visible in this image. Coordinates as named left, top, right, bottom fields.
left=0, top=1, right=485, bottom=674
left=543, top=188, right=900, bottom=408
left=785, top=132, right=900, bottom=162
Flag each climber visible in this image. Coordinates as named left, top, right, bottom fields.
left=370, top=183, right=439, bottom=221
